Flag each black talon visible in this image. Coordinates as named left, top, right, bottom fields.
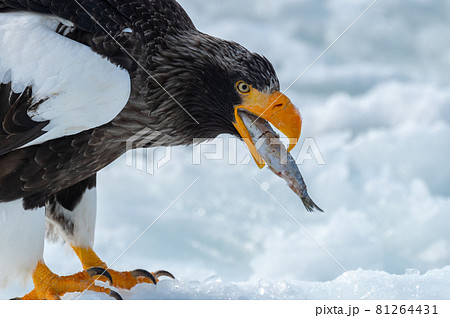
left=86, top=267, right=114, bottom=285
left=130, top=269, right=157, bottom=284
left=109, top=290, right=123, bottom=300
left=154, top=270, right=175, bottom=280
left=10, top=297, right=21, bottom=300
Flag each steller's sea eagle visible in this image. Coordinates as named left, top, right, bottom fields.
left=0, top=0, right=318, bottom=299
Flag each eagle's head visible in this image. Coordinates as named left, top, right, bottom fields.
left=146, top=30, right=302, bottom=168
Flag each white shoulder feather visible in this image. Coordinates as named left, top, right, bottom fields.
left=0, top=12, right=131, bottom=147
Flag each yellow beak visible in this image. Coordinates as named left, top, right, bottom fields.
left=233, top=89, right=302, bottom=168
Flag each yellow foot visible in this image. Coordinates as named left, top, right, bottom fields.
left=95, top=268, right=174, bottom=290
left=14, top=261, right=122, bottom=300
left=72, top=246, right=174, bottom=290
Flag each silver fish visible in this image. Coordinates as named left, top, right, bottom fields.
left=240, top=110, right=323, bottom=212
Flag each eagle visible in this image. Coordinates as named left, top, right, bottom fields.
left=0, top=0, right=305, bottom=299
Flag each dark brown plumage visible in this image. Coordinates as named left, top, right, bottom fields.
left=0, top=0, right=279, bottom=209
left=0, top=0, right=307, bottom=299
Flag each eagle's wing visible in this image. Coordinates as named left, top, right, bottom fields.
left=0, top=3, right=134, bottom=156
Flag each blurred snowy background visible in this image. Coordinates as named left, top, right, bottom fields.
left=3, top=0, right=450, bottom=299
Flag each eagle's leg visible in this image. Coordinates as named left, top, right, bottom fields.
left=47, top=175, right=174, bottom=291
left=19, top=261, right=120, bottom=300
left=72, top=246, right=174, bottom=290
left=0, top=199, right=117, bottom=300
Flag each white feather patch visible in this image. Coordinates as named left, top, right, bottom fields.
left=46, top=187, right=97, bottom=248
left=0, top=200, right=45, bottom=287
left=0, top=12, right=131, bottom=147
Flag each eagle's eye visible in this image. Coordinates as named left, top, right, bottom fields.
left=236, top=81, right=251, bottom=94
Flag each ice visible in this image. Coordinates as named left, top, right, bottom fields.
left=2, top=0, right=450, bottom=300
left=63, top=267, right=450, bottom=300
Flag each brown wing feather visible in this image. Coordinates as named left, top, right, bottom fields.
left=0, top=82, right=49, bottom=156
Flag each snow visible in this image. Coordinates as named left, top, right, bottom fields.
left=2, top=0, right=450, bottom=300
left=64, top=266, right=450, bottom=300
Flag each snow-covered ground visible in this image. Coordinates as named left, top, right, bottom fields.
left=67, top=267, right=450, bottom=300
left=2, top=0, right=450, bottom=300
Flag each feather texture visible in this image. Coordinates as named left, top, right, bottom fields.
left=0, top=12, right=131, bottom=149
left=46, top=175, right=97, bottom=248
left=0, top=200, right=45, bottom=287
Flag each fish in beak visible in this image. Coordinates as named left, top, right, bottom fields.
left=233, top=86, right=321, bottom=212
left=233, top=88, right=302, bottom=168
left=239, top=110, right=322, bottom=212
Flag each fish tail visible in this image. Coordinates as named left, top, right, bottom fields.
left=301, top=196, right=324, bottom=213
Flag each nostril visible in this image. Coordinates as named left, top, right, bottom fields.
left=272, top=103, right=283, bottom=109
